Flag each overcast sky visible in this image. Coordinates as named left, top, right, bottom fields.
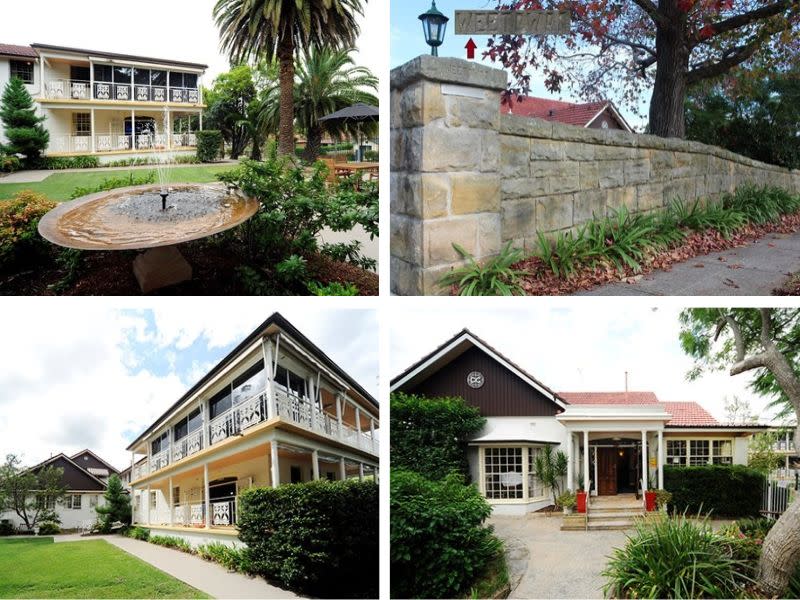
left=0, top=0, right=384, bottom=84
left=390, top=305, right=783, bottom=425
left=0, top=300, right=377, bottom=472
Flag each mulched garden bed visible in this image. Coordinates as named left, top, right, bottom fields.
left=774, top=272, right=800, bottom=295
left=0, top=241, right=377, bottom=296
left=512, top=212, right=800, bottom=295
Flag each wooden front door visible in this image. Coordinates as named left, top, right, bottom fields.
left=597, top=448, right=618, bottom=495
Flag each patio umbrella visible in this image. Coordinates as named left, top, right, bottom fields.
left=319, top=103, right=379, bottom=162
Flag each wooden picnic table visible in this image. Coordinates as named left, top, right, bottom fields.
left=333, top=161, right=379, bottom=173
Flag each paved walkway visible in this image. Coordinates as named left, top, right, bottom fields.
left=491, top=514, right=627, bottom=599
left=0, top=160, right=239, bottom=184
left=576, top=230, right=800, bottom=295
left=52, top=534, right=298, bottom=599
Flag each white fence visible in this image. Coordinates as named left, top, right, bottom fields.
left=762, top=480, right=796, bottom=519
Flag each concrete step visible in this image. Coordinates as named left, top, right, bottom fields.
left=589, top=506, right=643, bottom=515
left=587, top=519, right=636, bottom=531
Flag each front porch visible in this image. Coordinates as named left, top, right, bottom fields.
left=42, top=106, right=201, bottom=156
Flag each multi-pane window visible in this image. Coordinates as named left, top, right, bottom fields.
left=10, top=60, right=34, bottom=84
left=89, top=495, right=98, bottom=508
left=65, top=494, right=82, bottom=509
left=712, top=440, right=733, bottom=465
left=151, top=430, right=169, bottom=455
left=275, top=364, right=307, bottom=397
left=667, top=440, right=687, bottom=466
left=689, top=440, right=710, bottom=466
left=484, top=447, right=523, bottom=500
left=210, top=359, right=268, bottom=419
left=169, top=72, right=198, bottom=89
left=173, top=407, right=202, bottom=442
left=527, top=447, right=546, bottom=499
left=72, top=113, right=91, bottom=136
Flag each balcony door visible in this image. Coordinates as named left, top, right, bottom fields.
left=597, top=448, right=618, bottom=496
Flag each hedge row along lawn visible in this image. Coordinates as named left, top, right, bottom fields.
left=0, top=164, right=235, bottom=202
left=0, top=537, right=209, bottom=599
left=440, top=185, right=800, bottom=296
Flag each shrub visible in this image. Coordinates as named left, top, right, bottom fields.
left=275, top=254, right=308, bottom=285
left=390, top=393, right=485, bottom=481
left=0, top=190, right=57, bottom=273
left=32, top=155, right=100, bottom=170
left=556, top=490, right=576, bottom=510
left=126, top=526, right=150, bottom=541
left=1, top=154, right=21, bottom=173
left=0, top=521, right=13, bottom=536
left=37, top=522, right=60, bottom=535
left=238, top=479, right=378, bottom=598
left=363, top=150, right=378, bottom=161
left=438, top=241, right=527, bottom=295
left=70, top=171, right=155, bottom=199
left=603, top=514, right=755, bottom=599
left=196, top=130, right=223, bottom=162
left=307, top=281, right=359, bottom=296
left=664, top=465, right=764, bottom=517
left=391, top=470, right=502, bottom=599
left=149, top=535, right=192, bottom=553
left=196, top=542, right=250, bottom=572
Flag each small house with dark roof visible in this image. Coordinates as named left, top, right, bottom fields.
left=391, top=329, right=766, bottom=519
left=503, top=95, right=633, bottom=132
left=0, top=450, right=119, bottom=532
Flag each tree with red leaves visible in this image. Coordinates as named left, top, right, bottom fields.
left=486, top=1, right=800, bottom=138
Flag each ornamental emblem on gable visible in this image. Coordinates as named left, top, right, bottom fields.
left=466, top=371, right=485, bottom=389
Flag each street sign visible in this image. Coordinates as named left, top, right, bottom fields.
left=454, top=9, right=571, bottom=36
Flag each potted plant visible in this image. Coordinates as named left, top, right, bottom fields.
left=644, top=488, right=658, bottom=511
left=557, top=490, right=577, bottom=515
left=576, top=473, right=587, bottom=513
left=654, top=489, right=672, bottom=512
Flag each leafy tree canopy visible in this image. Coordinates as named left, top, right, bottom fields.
left=0, top=454, right=66, bottom=531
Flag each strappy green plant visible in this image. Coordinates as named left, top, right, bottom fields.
left=438, top=241, right=526, bottom=295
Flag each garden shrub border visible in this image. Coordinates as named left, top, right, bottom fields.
left=197, top=130, right=223, bottom=163
left=664, top=464, right=765, bottom=518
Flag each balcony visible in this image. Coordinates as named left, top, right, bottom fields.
left=172, top=430, right=203, bottom=462
left=48, top=133, right=197, bottom=155
left=43, top=79, right=201, bottom=104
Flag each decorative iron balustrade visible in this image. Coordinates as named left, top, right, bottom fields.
left=172, top=429, right=203, bottom=462
left=149, top=449, right=169, bottom=473
left=208, top=393, right=268, bottom=445
left=211, top=498, right=236, bottom=526
left=43, top=79, right=200, bottom=104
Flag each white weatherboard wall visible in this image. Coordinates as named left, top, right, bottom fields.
left=0, top=493, right=104, bottom=530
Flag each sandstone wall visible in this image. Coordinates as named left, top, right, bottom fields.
left=390, top=56, right=800, bottom=295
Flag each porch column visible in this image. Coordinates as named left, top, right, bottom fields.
left=168, top=477, right=173, bottom=526
left=358, top=462, right=364, bottom=482
left=90, top=108, right=96, bottom=153
left=146, top=484, right=151, bottom=525
left=203, top=463, right=210, bottom=530
left=89, top=59, right=94, bottom=100
left=566, top=432, right=574, bottom=491
left=130, top=452, right=135, bottom=480
left=583, top=430, right=590, bottom=493
left=270, top=442, right=280, bottom=488
left=336, top=393, right=344, bottom=440
left=199, top=111, right=203, bottom=131
left=262, top=338, right=275, bottom=419
left=166, top=109, right=172, bottom=150
left=202, top=399, right=210, bottom=450
left=339, top=457, right=346, bottom=481
left=355, top=406, right=362, bottom=445
left=593, top=447, right=598, bottom=495
left=307, top=376, right=317, bottom=430
left=641, top=430, right=648, bottom=495
left=39, top=54, right=45, bottom=96
left=131, top=109, right=135, bottom=150
left=312, top=449, right=320, bottom=481
left=657, top=430, right=664, bottom=489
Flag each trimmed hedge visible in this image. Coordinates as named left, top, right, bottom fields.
left=196, top=130, right=223, bottom=162
left=238, top=479, right=378, bottom=598
left=32, top=155, right=100, bottom=170
left=664, top=465, right=765, bottom=518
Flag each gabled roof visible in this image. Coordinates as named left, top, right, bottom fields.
left=127, top=312, right=377, bottom=451
left=70, top=449, right=120, bottom=475
left=25, top=453, right=108, bottom=491
left=503, top=95, right=633, bottom=132
left=391, top=328, right=567, bottom=410
left=660, top=401, right=718, bottom=427
left=560, top=391, right=659, bottom=405
left=0, top=44, right=37, bottom=58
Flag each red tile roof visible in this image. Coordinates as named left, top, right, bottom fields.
left=660, top=401, right=719, bottom=427
left=502, top=95, right=610, bottom=127
left=0, top=44, right=37, bottom=58
left=560, top=391, right=660, bottom=405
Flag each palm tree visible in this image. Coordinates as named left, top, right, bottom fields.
left=213, top=0, right=364, bottom=157
left=294, top=47, right=377, bottom=162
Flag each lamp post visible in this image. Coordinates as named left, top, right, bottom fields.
left=418, top=0, right=449, bottom=56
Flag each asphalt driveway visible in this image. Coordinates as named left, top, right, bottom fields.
left=490, top=514, right=628, bottom=599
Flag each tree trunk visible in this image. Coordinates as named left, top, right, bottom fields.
left=277, top=36, right=295, bottom=156
left=301, top=125, right=323, bottom=163
left=758, top=493, right=800, bottom=596
left=250, top=133, right=263, bottom=161
left=648, top=8, right=689, bottom=138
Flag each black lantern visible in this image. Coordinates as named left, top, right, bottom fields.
left=419, top=0, right=449, bottom=56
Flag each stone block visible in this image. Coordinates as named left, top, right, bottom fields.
left=563, top=141, right=595, bottom=161
left=605, top=187, right=637, bottom=214
left=530, top=139, right=566, bottom=161
left=133, top=246, right=192, bottom=294
left=500, top=135, right=530, bottom=178
left=598, top=161, right=626, bottom=189
left=445, top=92, right=500, bottom=130
left=420, top=173, right=451, bottom=218
left=536, top=194, right=574, bottom=232
left=579, top=162, right=600, bottom=190
left=478, top=213, right=503, bottom=257
left=502, top=176, right=549, bottom=200
left=391, top=55, right=508, bottom=92
left=636, top=183, right=664, bottom=211
left=420, top=126, right=487, bottom=172
left=502, top=198, right=536, bottom=241
left=390, top=173, right=420, bottom=217
left=542, top=162, right=581, bottom=194
left=391, top=256, right=422, bottom=296
left=480, top=131, right=501, bottom=173
left=624, top=158, right=651, bottom=185
left=451, top=174, right=501, bottom=215
left=424, top=216, right=479, bottom=265
left=573, top=189, right=606, bottom=224
left=390, top=215, right=422, bottom=263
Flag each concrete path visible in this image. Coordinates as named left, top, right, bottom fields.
left=490, top=514, right=628, bottom=599
left=52, top=534, right=299, bottom=599
left=576, top=230, right=800, bottom=296
left=0, top=160, right=239, bottom=184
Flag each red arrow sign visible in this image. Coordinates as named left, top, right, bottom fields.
left=465, top=37, right=477, bottom=59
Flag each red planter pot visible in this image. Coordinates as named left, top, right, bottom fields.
left=576, top=490, right=587, bottom=513
left=645, top=490, right=657, bottom=512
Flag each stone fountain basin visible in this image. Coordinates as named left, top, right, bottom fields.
left=38, top=183, right=259, bottom=251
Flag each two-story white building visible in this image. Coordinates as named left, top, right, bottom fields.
left=127, top=313, right=380, bottom=548
left=0, top=42, right=206, bottom=162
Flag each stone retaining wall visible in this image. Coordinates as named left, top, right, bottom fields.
left=391, top=55, right=800, bottom=295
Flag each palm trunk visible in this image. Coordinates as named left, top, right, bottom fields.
left=301, top=125, right=323, bottom=163
left=648, top=5, right=689, bottom=138
left=277, top=36, right=295, bottom=156
left=250, top=133, right=263, bottom=161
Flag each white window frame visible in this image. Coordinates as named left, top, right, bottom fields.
left=480, top=445, right=550, bottom=503
left=665, top=437, right=735, bottom=467
left=65, top=494, right=82, bottom=509
left=72, top=112, right=91, bottom=136
left=712, top=440, right=733, bottom=465
left=10, top=60, right=34, bottom=84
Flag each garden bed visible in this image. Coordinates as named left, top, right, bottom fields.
left=775, top=271, right=800, bottom=295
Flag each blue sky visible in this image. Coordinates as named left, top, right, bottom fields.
left=0, top=301, right=377, bottom=471
left=391, top=0, right=648, bottom=129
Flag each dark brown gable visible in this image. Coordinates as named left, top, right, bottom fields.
left=72, top=451, right=118, bottom=475
left=588, top=107, right=624, bottom=130
left=402, top=346, right=560, bottom=417
left=34, top=456, right=105, bottom=491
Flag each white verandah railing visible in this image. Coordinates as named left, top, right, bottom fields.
left=44, top=79, right=200, bottom=104
left=172, top=429, right=203, bottom=462
left=762, top=480, right=796, bottom=519
left=49, top=132, right=198, bottom=155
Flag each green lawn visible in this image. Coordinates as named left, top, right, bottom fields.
left=0, top=537, right=210, bottom=599
left=0, top=164, right=235, bottom=202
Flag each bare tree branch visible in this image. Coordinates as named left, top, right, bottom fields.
left=631, top=0, right=670, bottom=27
left=698, top=0, right=793, bottom=41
